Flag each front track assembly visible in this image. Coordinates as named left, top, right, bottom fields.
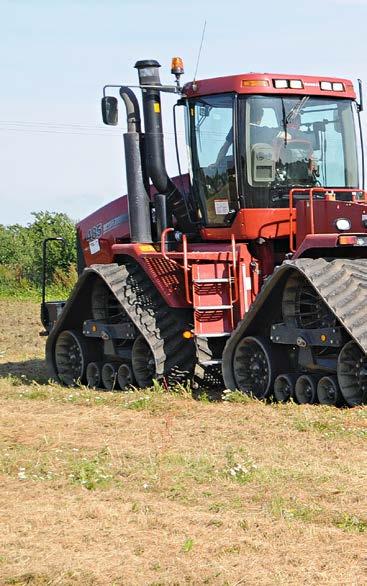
left=223, top=258, right=367, bottom=406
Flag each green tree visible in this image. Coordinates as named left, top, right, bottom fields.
left=27, top=211, right=77, bottom=284
left=0, top=211, right=77, bottom=297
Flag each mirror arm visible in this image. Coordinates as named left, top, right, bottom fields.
left=103, top=83, right=179, bottom=96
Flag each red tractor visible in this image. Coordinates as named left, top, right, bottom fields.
left=42, top=58, right=367, bottom=406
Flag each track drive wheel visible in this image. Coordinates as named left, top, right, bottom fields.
left=337, top=341, right=367, bottom=406
left=91, top=279, right=125, bottom=321
left=233, top=336, right=277, bottom=399
left=55, top=330, right=92, bottom=386
left=132, top=336, right=156, bottom=388
left=282, top=273, right=336, bottom=329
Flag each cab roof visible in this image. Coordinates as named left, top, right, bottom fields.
left=183, top=72, right=356, bottom=100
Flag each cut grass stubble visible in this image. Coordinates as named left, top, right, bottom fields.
left=0, top=300, right=367, bottom=585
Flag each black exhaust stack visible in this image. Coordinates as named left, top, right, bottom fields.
left=134, top=59, right=196, bottom=235
left=120, top=86, right=152, bottom=243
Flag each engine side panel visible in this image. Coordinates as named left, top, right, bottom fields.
left=77, top=195, right=130, bottom=266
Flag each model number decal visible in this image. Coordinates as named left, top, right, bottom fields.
left=86, top=214, right=128, bottom=242
left=86, top=223, right=102, bottom=241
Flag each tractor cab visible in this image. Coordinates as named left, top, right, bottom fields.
left=183, top=74, right=363, bottom=236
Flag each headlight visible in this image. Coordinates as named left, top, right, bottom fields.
left=289, top=80, right=304, bottom=89
left=335, top=218, right=351, bottom=231
left=273, top=79, right=288, bottom=89
left=320, top=81, right=333, bottom=91
left=356, top=236, right=367, bottom=246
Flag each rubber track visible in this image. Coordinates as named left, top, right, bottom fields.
left=195, top=337, right=224, bottom=390
left=223, top=257, right=367, bottom=389
left=49, top=261, right=195, bottom=385
left=287, top=258, right=367, bottom=353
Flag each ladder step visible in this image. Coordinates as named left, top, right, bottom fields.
left=197, top=333, right=231, bottom=338
left=193, top=278, right=232, bottom=284
left=200, top=359, right=223, bottom=366
left=195, top=305, right=232, bottom=311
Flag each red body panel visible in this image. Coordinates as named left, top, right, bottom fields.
left=201, top=208, right=295, bottom=241
left=296, top=200, right=367, bottom=248
left=77, top=195, right=130, bottom=266
left=77, top=175, right=191, bottom=267
left=106, top=242, right=258, bottom=319
left=183, top=72, right=355, bottom=100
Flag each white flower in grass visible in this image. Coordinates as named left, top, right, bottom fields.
left=18, top=467, right=27, bottom=480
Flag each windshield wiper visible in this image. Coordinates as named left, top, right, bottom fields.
left=286, top=96, right=309, bottom=124
left=281, top=96, right=310, bottom=148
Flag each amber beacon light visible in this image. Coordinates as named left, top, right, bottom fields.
left=171, top=57, right=184, bottom=75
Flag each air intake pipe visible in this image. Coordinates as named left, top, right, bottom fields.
left=120, top=86, right=152, bottom=243
left=134, top=60, right=196, bottom=235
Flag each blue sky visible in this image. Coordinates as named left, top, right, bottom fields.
left=1, top=0, right=367, bottom=225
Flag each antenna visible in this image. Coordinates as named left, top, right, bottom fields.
left=192, top=20, right=207, bottom=90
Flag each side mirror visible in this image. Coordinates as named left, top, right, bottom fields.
left=101, top=96, right=118, bottom=125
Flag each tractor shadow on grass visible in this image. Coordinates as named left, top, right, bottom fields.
left=0, top=358, right=50, bottom=385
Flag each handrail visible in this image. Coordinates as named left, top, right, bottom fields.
left=160, top=227, right=193, bottom=305
left=231, top=234, right=239, bottom=303
left=289, top=188, right=367, bottom=253
left=182, top=234, right=192, bottom=305
left=160, top=227, right=175, bottom=262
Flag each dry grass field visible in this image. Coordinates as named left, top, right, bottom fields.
left=0, top=299, right=366, bottom=585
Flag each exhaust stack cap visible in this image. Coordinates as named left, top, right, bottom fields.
left=134, top=59, right=161, bottom=86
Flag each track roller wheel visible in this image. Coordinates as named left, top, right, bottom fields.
left=117, top=363, right=134, bottom=390
left=274, top=373, right=297, bottom=403
left=101, top=362, right=120, bottom=391
left=55, top=330, right=91, bottom=386
left=294, top=374, right=319, bottom=404
left=317, top=375, right=343, bottom=406
left=233, top=336, right=277, bottom=399
left=132, top=336, right=156, bottom=388
left=337, top=341, right=367, bottom=406
left=86, top=362, right=102, bottom=389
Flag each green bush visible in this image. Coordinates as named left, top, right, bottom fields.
left=0, top=211, right=77, bottom=299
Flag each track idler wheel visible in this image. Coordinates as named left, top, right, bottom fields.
left=337, top=341, right=367, bottom=406
left=233, top=336, right=277, bottom=399
left=273, top=373, right=297, bottom=403
left=132, top=335, right=156, bottom=388
left=117, top=363, right=134, bottom=390
left=86, top=362, right=102, bottom=389
left=101, top=362, right=120, bottom=391
left=317, top=375, right=343, bottom=406
left=55, top=330, right=92, bottom=386
left=294, top=374, right=319, bottom=404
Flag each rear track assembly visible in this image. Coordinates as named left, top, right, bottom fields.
left=47, top=261, right=195, bottom=388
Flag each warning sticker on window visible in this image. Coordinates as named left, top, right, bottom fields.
left=214, top=200, right=229, bottom=215
left=89, top=238, right=100, bottom=254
